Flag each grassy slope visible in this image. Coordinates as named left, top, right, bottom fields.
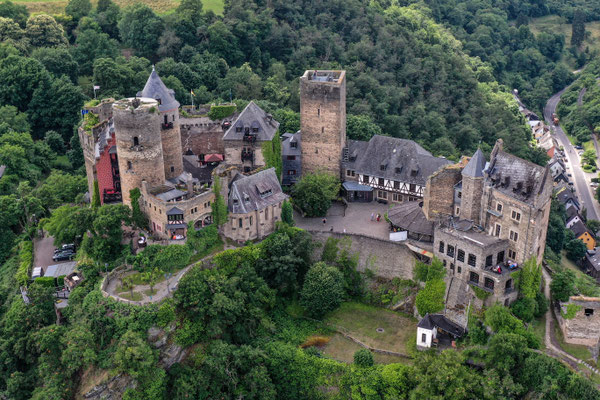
left=14, top=0, right=224, bottom=16
left=529, top=15, right=600, bottom=56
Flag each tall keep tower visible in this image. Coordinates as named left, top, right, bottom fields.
left=113, top=97, right=166, bottom=206
left=300, top=70, right=346, bottom=177
left=137, top=67, right=183, bottom=180
left=460, top=148, right=486, bottom=225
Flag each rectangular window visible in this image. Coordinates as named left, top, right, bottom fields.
left=250, top=216, right=253, bottom=226
left=469, top=271, right=479, bottom=284
left=495, top=224, right=501, bottom=237
left=485, top=255, right=493, bottom=267
left=511, top=210, right=521, bottom=222
left=447, top=245, right=455, bottom=258
left=456, top=207, right=460, bottom=215
left=378, top=177, right=384, bottom=186
left=378, top=190, right=387, bottom=199
left=496, top=202, right=503, bottom=213
left=238, top=218, right=242, bottom=228
left=363, top=175, right=369, bottom=184
left=468, top=254, right=477, bottom=267
left=421, top=333, right=427, bottom=343
left=394, top=181, right=400, bottom=189
left=265, top=207, right=269, bottom=220
left=347, top=169, right=352, bottom=176
left=509, top=230, right=519, bottom=242
left=287, top=155, right=296, bottom=160
left=585, top=308, right=594, bottom=316
left=508, top=249, right=516, bottom=260
left=457, top=249, right=465, bottom=262
left=497, top=251, right=505, bottom=264
left=409, top=183, right=416, bottom=192
left=439, top=241, right=445, bottom=253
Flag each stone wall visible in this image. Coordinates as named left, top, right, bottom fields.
left=308, top=231, right=416, bottom=280
left=461, top=175, right=484, bottom=224
left=422, top=164, right=462, bottom=220
left=160, top=108, right=183, bottom=180
left=300, top=70, right=346, bottom=177
left=558, top=296, right=600, bottom=347
left=224, top=140, right=266, bottom=171
left=223, top=202, right=283, bottom=242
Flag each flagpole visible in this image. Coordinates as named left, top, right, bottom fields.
left=190, top=90, right=194, bottom=108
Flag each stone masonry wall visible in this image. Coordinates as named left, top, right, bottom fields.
left=223, top=202, right=283, bottom=242
left=559, top=296, right=600, bottom=347
left=224, top=140, right=266, bottom=170
left=422, top=164, right=462, bottom=220
left=113, top=99, right=165, bottom=206
left=180, top=116, right=228, bottom=156
left=309, top=231, right=416, bottom=280
left=160, top=109, right=183, bottom=180
left=300, top=71, right=346, bottom=178
left=460, top=176, right=484, bottom=224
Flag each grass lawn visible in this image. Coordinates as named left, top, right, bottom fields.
left=560, top=251, right=587, bottom=280
left=143, top=288, right=158, bottom=296
left=14, top=0, right=224, bottom=16
left=554, top=322, right=593, bottom=362
left=529, top=16, right=600, bottom=57
left=321, top=333, right=412, bottom=365
left=530, top=314, right=546, bottom=350
left=323, top=302, right=417, bottom=356
left=119, top=290, right=142, bottom=301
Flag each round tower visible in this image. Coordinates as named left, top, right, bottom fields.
left=113, top=97, right=166, bottom=206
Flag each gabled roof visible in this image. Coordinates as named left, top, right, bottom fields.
left=137, top=67, right=179, bottom=112
left=343, top=135, right=451, bottom=185
left=570, top=220, right=593, bottom=239
left=417, top=314, right=465, bottom=337
left=228, top=168, right=287, bottom=214
left=282, top=131, right=301, bottom=156
left=156, top=189, right=185, bottom=202
left=387, top=202, right=434, bottom=236
left=166, top=207, right=184, bottom=215
left=556, top=186, right=580, bottom=209
left=223, top=101, right=279, bottom=142
left=486, top=149, right=550, bottom=206
left=463, top=148, right=486, bottom=178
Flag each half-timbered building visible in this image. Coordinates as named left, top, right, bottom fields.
left=342, top=135, right=451, bottom=203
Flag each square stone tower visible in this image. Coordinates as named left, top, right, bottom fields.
left=300, top=70, right=346, bottom=177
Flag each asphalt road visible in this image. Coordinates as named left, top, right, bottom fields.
left=543, top=89, right=599, bottom=221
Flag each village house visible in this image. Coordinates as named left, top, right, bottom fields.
left=584, top=248, right=600, bottom=281
left=281, top=131, right=301, bottom=185
left=569, top=220, right=596, bottom=250
left=416, top=313, right=465, bottom=349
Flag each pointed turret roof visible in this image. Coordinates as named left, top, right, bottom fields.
left=462, top=148, right=486, bottom=178
left=137, top=66, right=179, bottom=112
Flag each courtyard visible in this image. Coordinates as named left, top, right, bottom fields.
left=294, top=201, right=392, bottom=240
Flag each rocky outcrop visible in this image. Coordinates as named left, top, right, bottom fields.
left=82, top=374, right=136, bottom=400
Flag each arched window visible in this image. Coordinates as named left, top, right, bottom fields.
left=133, top=137, right=139, bottom=146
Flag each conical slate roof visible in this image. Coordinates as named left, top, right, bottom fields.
left=137, top=66, right=179, bottom=112
left=462, top=148, right=486, bottom=178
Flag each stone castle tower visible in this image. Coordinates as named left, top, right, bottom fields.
left=300, top=70, right=346, bottom=177
left=137, top=67, right=183, bottom=180
left=460, top=148, right=486, bottom=225
left=113, top=97, right=166, bottom=206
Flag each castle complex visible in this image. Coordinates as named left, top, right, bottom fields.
left=80, top=68, right=553, bottom=320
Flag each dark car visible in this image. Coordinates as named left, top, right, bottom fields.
left=54, top=244, right=75, bottom=255
left=53, top=250, right=74, bottom=262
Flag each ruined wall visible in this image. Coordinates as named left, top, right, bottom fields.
left=113, top=98, right=165, bottom=206
left=308, top=231, right=416, bottom=280
left=300, top=71, right=346, bottom=177
left=422, top=165, right=462, bottom=220
left=558, top=296, right=600, bottom=347
left=180, top=116, right=230, bottom=156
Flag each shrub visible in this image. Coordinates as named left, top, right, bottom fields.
left=157, top=300, right=176, bottom=328
left=353, top=349, right=374, bottom=367
left=34, top=277, right=56, bottom=287
left=207, top=104, right=236, bottom=120
left=534, top=290, right=548, bottom=318
left=300, top=262, right=345, bottom=319
left=511, top=297, right=536, bottom=322
left=291, top=172, right=340, bottom=217
left=16, top=241, right=33, bottom=286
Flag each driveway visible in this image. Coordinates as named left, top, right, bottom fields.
left=294, top=201, right=392, bottom=240
left=544, top=89, right=600, bottom=221
left=33, top=236, right=72, bottom=274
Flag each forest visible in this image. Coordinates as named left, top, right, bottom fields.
left=0, top=0, right=599, bottom=398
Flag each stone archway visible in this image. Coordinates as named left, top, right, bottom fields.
left=194, top=214, right=213, bottom=230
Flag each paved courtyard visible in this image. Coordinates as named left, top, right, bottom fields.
left=294, top=202, right=392, bottom=240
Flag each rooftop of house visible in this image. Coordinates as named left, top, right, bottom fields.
left=569, top=220, right=593, bottom=239
left=462, top=148, right=486, bottom=178
left=566, top=206, right=580, bottom=223
left=586, top=248, right=600, bottom=271
left=136, top=67, right=179, bottom=112
left=228, top=167, right=287, bottom=214
left=486, top=148, right=550, bottom=206
left=417, top=313, right=465, bottom=337
left=437, top=220, right=507, bottom=247
left=344, top=135, right=451, bottom=185
left=223, top=101, right=279, bottom=142
left=387, top=202, right=434, bottom=237
left=302, top=70, right=345, bottom=83
left=282, top=131, right=301, bottom=156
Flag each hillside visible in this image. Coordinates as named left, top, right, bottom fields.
left=12, top=0, right=224, bottom=15
left=530, top=15, right=600, bottom=58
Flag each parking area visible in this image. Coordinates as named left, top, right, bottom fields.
left=294, top=201, right=392, bottom=240
left=33, top=236, right=73, bottom=274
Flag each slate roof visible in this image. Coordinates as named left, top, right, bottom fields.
left=282, top=131, right=301, bottom=156
left=137, top=67, right=179, bottom=112
left=417, top=314, right=465, bottom=337
left=183, top=155, right=217, bottom=184
left=556, top=186, right=580, bottom=209
left=228, top=168, right=287, bottom=214
left=166, top=207, right=184, bottom=215
left=343, top=135, right=451, bottom=185
left=387, top=202, right=434, bottom=236
left=463, top=148, right=486, bottom=178
left=565, top=206, right=580, bottom=224
left=223, top=101, right=279, bottom=142
left=570, top=220, right=592, bottom=239
left=156, top=189, right=185, bottom=202
left=585, top=249, right=600, bottom=272
left=342, top=181, right=373, bottom=192
left=45, top=261, right=77, bottom=278
left=486, top=149, right=550, bottom=206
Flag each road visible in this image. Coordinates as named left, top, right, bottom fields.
left=544, top=89, right=600, bottom=221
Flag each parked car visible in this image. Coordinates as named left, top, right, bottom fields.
left=54, top=244, right=75, bottom=255
left=567, top=173, right=572, bottom=177
left=592, top=183, right=599, bottom=188
left=53, top=250, right=74, bottom=262
left=575, top=145, right=583, bottom=150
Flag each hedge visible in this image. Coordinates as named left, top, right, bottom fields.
left=34, top=277, right=57, bottom=288
left=207, top=104, right=236, bottom=120
left=16, top=241, right=33, bottom=286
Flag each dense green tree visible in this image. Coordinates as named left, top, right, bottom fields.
left=44, top=205, right=93, bottom=246
left=551, top=268, right=577, bottom=301
left=71, top=25, right=118, bottom=75
left=118, top=4, right=163, bottom=59
left=95, top=0, right=120, bottom=39
left=291, top=172, right=340, bottom=217
left=0, top=1, right=28, bottom=27
left=113, top=330, right=156, bottom=379
left=565, top=238, right=587, bottom=261
left=281, top=200, right=294, bottom=225
left=25, top=14, right=67, bottom=48
left=347, top=114, right=383, bottom=141
left=85, top=204, right=131, bottom=262
left=0, top=55, right=50, bottom=112
left=0, top=104, right=29, bottom=134
left=65, top=0, right=92, bottom=23
left=43, top=130, right=64, bottom=153
left=353, top=349, right=374, bottom=367
left=300, top=261, right=345, bottom=318
left=572, top=10, right=586, bottom=47
left=32, top=47, right=78, bottom=83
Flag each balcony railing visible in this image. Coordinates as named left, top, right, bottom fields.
left=161, top=122, right=174, bottom=130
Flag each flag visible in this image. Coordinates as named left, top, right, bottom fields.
left=93, top=85, right=100, bottom=90
left=191, top=89, right=195, bottom=96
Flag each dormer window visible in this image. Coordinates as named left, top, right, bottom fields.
left=244, top=195, right=250, bottom=203
left=245, top=127, right=250, bottom=134
left=236, top=126, right=243, bottom=133
left=290, top=141, right=297, bottom=148
left=395, top=167, right=402, bottom=174
left=260, top=189, right=272, bottom=198
left=252, top=127, right=259, bottom=133
left=411, top=169, right=418, bottom=177
left=233, top=198, right=239, bottom=205
left=380, top=164, right=387, bottom=171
